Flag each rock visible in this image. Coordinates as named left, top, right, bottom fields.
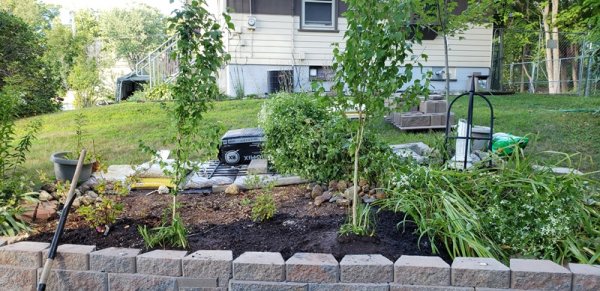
left=375, top=191, right=386, bottom=200
left=337, top=180, right=348, bottom=191
left=328, top=180, right=338, bottom=191
left=311, top=185, right=323, bottom=199
left=95, top=197, right=103, bottom=203
left=158, top=185, right=170, bottom=194
left=362, top=196, right=376, bottom=204
left=39, top=190, right=53, bottom=202
left=41, top=183, right=56, bottom=193
left=336, top=198, right=350, bottom=207
left=369, top=189, right=376, bottom=195
left=85, top=191, right=99, bottom=199
left=329, top=194, right=341, bottom=203
left=359, top=179, right=368, bottom=187
left=74, top=189, right=82, bottom=197
left=343, top=186, right=359, bottom=200
left=81, top=196, right=94, bottom=206
left=79, top=177, right=98, bottom=192
left=19, top=201, right=58, bottom=222
left=322, top=191, right=333, bottom=201
left=314, top=195, right=327, bottom=207
left=304, top=193, right=311, bottom=199
left=390, top=142, right=432, bottom=156
left=308, top=182, right=317, bottom=190
left=72, top=197, right=81, bottom=208
left=225, top=184, right=239, bottom=195
left=362, top=185, right=370, bottom=193
left=183, top=173, right=212, bottom=189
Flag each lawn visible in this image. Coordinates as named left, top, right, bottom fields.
left=16, top=94, right=600, bottom=176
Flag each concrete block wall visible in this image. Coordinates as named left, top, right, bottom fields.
left=1, top=241, right=599, bottom=290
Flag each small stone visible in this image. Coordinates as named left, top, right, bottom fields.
left=72, top=197, right=81, bottom=208
left=337, top=180, right=348, bottom=191
left=343, top=186, right=359, bottom=200
left=39, top=190, right=53, bottom=202
left=95, top=197, right=103, bottom=203
left=41, top=183, right=56, bottom=193
left=362, top=185, right=370, bottom=193
left=322, top=191, right=333, bottom=201
left=359, top=179, right=368, bottom=187
left=85, top=191, right=99, bottom=199
left=225, top=184, right=240, bottom=195
left=314, top=196, right=327, bottom=207
left=362, top=196, right=376, bottom=204
left=305, top=193, right=311, bottom=199
left=308, top=183, right=317, bottom=191
left=375, top=190, right=386, bottom=200
left=81, top=196, right=94, bottom=206
left=336, top=198, right=350, bottom=207
left=329, top=195, right=341, bottom=203
left=328, top=181, right=338, bottom=191
left=369, top=189, right=376, bottom=195
left=311, top=185, right=323, bottom=199
left=158, top=185, right=169, bottom=194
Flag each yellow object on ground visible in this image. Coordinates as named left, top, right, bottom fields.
left=131, top=178, right=175, bottom=190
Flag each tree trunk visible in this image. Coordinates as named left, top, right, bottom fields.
left=571, top=44, right=579, bottom=91
left=352, top=108, right=365, bottom=227
left=541, top=1, right=560, bottom=94
left=551, top=0, right=560, bottom=93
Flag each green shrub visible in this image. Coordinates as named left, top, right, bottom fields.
left=339, top=202, right=376, bottom=237
left=251, top=193, right=277, bottom=222
left=378, top=149, right=600, bottom=264
left=260, top=92, right=400, bottom=184
left=76, top=181, right=129, bottom=233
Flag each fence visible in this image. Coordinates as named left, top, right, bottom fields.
left=492, top=28, right=600, bottom=96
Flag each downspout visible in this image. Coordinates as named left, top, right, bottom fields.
left=292, top=0, right=298, bottom=91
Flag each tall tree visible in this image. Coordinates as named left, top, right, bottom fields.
left=99, top=5, right=166, bottom=70
left=0, top=0, right=59, bottom=32
left=541, top=0, right=561, bottom=94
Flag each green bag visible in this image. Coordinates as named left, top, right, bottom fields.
left=491, top=133, right=529, bottom=156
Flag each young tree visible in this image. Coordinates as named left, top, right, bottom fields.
left=332, top=0, right=428, bottom=234
left=138, top=0, right=233, bottom=248
left=99, top=5, right=167, bottom=70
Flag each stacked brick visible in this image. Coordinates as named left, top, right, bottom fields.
left=389, top=97, right=455, bottom=130
left=0, top=241, right=598, bottom=290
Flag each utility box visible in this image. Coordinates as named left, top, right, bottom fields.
left=218, top=128, right=265, bottom=165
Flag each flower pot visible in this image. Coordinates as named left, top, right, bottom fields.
left=50, top=151, right=93, bottom=183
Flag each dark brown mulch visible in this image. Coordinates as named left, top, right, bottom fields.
left=27, top=185, right=448, bottom=261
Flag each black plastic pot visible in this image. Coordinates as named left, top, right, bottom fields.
left=50, top=151, right=93, bottom=183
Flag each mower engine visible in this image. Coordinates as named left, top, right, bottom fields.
left=218, top=128, right=265, bottom=165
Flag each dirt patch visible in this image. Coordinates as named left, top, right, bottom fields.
left=28, top=185, right=448, bottom=261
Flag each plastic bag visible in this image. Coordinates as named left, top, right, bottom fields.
left=491, top=133, right=529, bottom=156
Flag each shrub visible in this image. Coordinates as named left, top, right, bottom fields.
left=0, top=88, right=41, bottom=236
left=260, top=92, right=402, bottom=185
left=76, top=181, right=129, bottom=233
left=378, top=149, right=600, bottom=264
left=251, top=193, right=277, bottom=222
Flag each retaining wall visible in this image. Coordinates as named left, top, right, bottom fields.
left=0, top=241, right=598, bottom=290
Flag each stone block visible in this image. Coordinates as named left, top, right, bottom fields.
left=390, top=284, right=473, bottom=291
left=569, top=263, right=600, bottom=291
left=510, top=259, right=572, bottom=291
left=233, top=252, right=285, bottom=282
left=451, top=257, right=510, bottom=288
left=182, top=250, right=232, bottom=287
left=42, top=244, right=96, bottom=270
left=89, top=247, right=140, bottom=273
left=394, top=255, right=450, bottom=286
left=248, top=159, right=268, bottom=175
left=229, top=280, right=307, bottom=291
left=309, top=283, right=389, bottom=291
left=430, top=113, right=446, bottom=126
left=177, top=277, right=218, bottom=289
left=434, top=100, right=448, bottom=113
left=474, top=289, right=529, bottom=291
left=37, top=268, right=107, bottom=291
left=340, top=254, right=393, bottom=283
left=108, top=273, right=176, bottom=291
left=0, top=241, right=49, bottom=267
left=286, top=253, right=339, bottom=283
left=420, top=101, right=436, bottom=113
left=137, top=249, right=187, bottom=277
left=400, top=114, right=431, bottom=128
left=0, top=265, right=37, bottom=291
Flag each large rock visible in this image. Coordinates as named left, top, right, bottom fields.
left=311, top=185, right=323, bottom=199
left=225, top=184, right=240, bottom=195
left=39, top=190, right=53, bottom=202
left=234, top=174, right=307, bottom=190
left=343, top=186, right=360, bottom=200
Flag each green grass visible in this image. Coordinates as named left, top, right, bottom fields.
left=15, top=94, right=600, bottom=176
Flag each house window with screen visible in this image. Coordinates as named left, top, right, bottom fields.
left=302, top=0, right=336, bottom=30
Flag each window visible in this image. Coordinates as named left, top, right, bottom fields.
left=302, top=0, right=336, bottom=30
left=309, top=66, right=334, bottom=81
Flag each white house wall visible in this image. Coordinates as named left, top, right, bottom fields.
left=222, top=12, right=493, bottom=95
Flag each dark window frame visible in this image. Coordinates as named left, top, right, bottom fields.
left=301, top=0, right=337, bottom=31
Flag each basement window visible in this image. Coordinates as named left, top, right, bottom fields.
left=309, top=66, right=334, bottom=81
left=302, top=0, right=336, bottom=30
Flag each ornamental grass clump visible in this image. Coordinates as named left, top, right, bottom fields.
left=378, top=148, right=600, bottom=264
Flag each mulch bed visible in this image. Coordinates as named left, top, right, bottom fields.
left=28, top=185, right=448, bottom=261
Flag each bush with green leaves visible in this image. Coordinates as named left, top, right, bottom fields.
left=251, top=193, right=277, bottom=222
left=76, top=181, right=129, bottom=233
left=378, top=149, right=600, bottom=264
left=0, top=88, right=41, bottom=236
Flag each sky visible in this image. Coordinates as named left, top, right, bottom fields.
left=41, top=0, right=183, bottom=23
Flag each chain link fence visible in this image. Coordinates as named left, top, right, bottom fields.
left=492, top=28, right=600, bottom=96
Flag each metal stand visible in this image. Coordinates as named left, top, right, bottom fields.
left=444, top=75, right=495, bottom=169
